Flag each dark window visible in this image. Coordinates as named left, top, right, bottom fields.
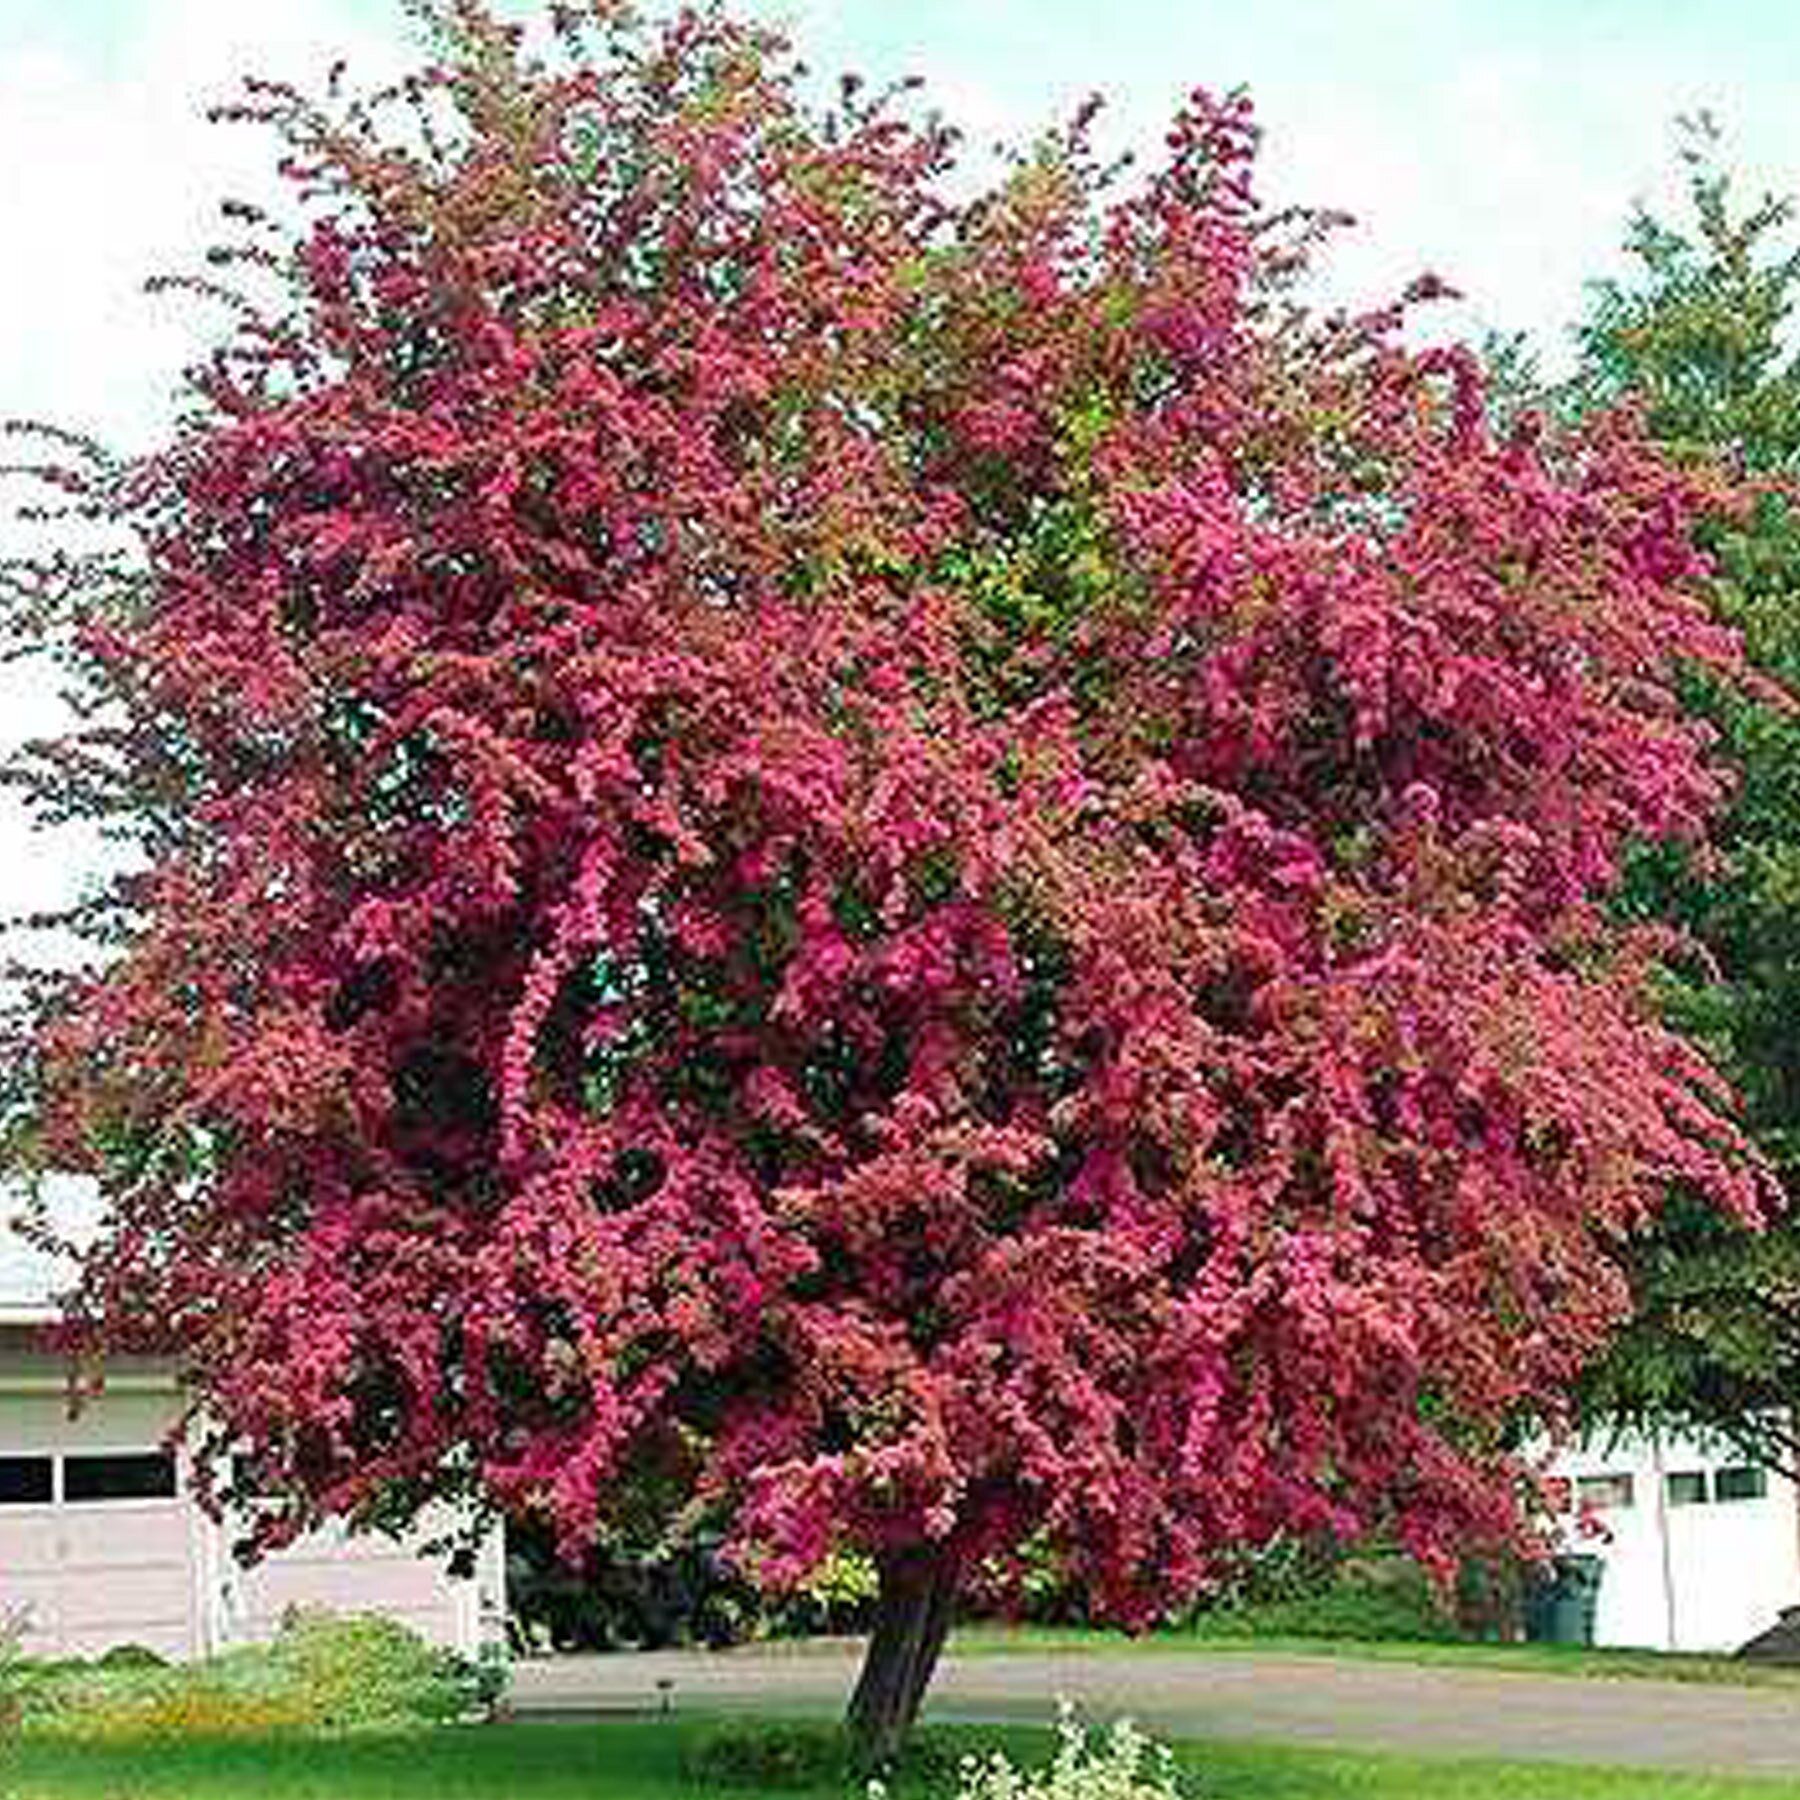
left=1576, top=1472, right=1634, bottom=1510
left=1666, top=1470, right=1708, bottom=1506
left=0, top=1455, right=53, bottom=1504
left=1715, top=1466, right=1768, bottom=1503
left=63, top=1452, right=177, bottom=1503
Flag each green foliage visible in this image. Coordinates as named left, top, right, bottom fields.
left=95, top=1642, right=169, bottom=1670
left=683, top=1720, right=855, bottom=1789
left=259, top=1608, right=495, bottom=1729
left=878, top=1704, right=1187, bottom=1800
left=25, top=1610, right=495, bottom=1741
left=1548, top=118, right=1800, bottom=1461
left=1570, top=116, right=1800, bottom=473
left=0, top=1604, right=26, bottom=1745
left=506, top=1524, right=764, bottom=1651
left=771, top=1547, right=881, bottom=1636
left=28, top=1678, right=314, bottom=1743
left=684, top=1720, right=960, bottom=1791
left=964, top=1532, right=1093, bottom=1626
left=1189, top=1557, right=1464, bottom=1645
left=971, top=1536, right=1465, bottom=1644
left=1187, top=1536, right=1346, bottom=1620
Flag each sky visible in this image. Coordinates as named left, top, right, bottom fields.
left=3, top=0, right=1799, bottom=461
left=0, top=0, right=1797, bottom=1284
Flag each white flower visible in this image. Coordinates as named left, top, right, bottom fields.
left=943, top=1697, right=1189, bottom=1800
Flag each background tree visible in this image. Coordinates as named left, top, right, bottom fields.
left=1553, top=122, right=1800, bottom=1465
left=0, top=2, right=1769, bottom=1762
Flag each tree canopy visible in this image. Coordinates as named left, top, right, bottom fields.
left=0, top=2, right=1772, bottom=1757
left=1553, top=124, right=1800, bottom=1463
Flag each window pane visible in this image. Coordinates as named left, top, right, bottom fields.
left=63, top=1452, right=177, bottom=1502
left=1576, top=1472, right=1635, bottom=1509
left=1665, top=1470, right=1708, bottom=1506
left=0, top=1455, right=52, bottom=1504
left=1715, top=1466, right=1768, bottom=1503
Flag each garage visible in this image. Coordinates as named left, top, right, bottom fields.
left=0, top=1443, right=199, bottom=1660
left=0, top=1356, right=206, bottom=1661
left=0, top=1310, right=506, bottom=1663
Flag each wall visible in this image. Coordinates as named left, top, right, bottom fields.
left=0, top=1327, right=503, bottom=1661
left=1547, top=1431, right=1800, bottom=1652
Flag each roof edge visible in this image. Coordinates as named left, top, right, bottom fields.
left=0, top=1302, right=59, bottom=1328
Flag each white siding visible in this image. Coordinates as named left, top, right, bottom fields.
left=1547, top=1431, right=1800, bottom=1652
left=210, top=1509, right=505, bottom=1658
left=0, top=1339, right=503, bottom=1662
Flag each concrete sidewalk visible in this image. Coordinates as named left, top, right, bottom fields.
left=508, top=1642, right=1800, bottom=1776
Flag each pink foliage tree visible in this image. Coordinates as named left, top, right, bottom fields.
left=1, top=0, right=1769, bottom=1759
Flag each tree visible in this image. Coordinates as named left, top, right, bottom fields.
left=0, top=3, right=1771, bottom=1763
left=1554, top=122, right=1800, bottom=1465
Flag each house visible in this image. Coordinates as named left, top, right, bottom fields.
left=0, top=1202, right=507, bottom=1664
left=1545, top=1430, right=1800, bottom=1651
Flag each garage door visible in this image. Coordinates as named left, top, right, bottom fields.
left=0, top=1449, right=199, bottom=1660
left=227, top=1517, right=471, bottom=1649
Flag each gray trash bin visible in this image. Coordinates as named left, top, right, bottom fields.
left=1524, top=1554, right=1604, bottom=1646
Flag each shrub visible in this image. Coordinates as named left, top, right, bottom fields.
left=685, top=1721, right=853, bottom=1790
left=877, top=1704, right=1186, bottom=1800
left=31, top=1610, right=495, bottom=1741
left=766, top=1548, right=882, bottom=1638
left=687, top=1721, right=962, bottom=1791
left=506, top=1524, right=761, bottom=1651
left=95, top=1642, right=169, bottom=1670
left=965, top=1533, right=1092, bottom=1628
left=0, top=1604, right=27, bottom=1743
left=263, top=1608, right=491, bottom=1728
left=42, top=1680, right=313, bottom=1743
left=1191, top=1555, right=1464, bottom=1643
left=1194, top=1536, right=1345, bottom=1618
left=973, top=1532, right=1346, bottom=1631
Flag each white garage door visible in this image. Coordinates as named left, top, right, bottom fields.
left=0, top=1449, right=199, bottom=1660
left=225, top=1517, right=472, bottom=1650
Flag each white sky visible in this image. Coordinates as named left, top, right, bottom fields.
left=5, top=0, right=1798, bottom=458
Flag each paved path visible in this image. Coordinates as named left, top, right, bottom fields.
left=508, top=1643, right=1800, bottom=1776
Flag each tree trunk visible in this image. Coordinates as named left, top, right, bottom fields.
left=845, top=1545, right=961, bottom=1773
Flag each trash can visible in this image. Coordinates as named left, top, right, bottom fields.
left=1523, top=1554, right=1604, bottom=1645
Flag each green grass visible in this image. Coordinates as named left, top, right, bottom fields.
left=6, top=1717, right=1800, bottom=1800
left=948, top=1623, right=1800, bottom=1688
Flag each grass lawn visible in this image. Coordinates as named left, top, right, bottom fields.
left=947, top=1623, right=1800, bottom=1689
left=8, top=1717, right=1800, bottom=1800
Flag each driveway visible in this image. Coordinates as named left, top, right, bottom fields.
left=508, top=1642, right=1800, bottom=1775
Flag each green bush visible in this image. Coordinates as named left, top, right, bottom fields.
left=30, top=1677, right=313, bottom=1742
left=28, top=1610, right=498, bottom=1741
left=1198, top=1535, right=1345, bottom=1617
left=685, top=1721, right=853, bottom=1790
left=686, top=1721, right=962, bottom=1791
left=261, top=1609, right=493, bottom=1728
left=970, top=1530, right=1350, bottom=1631
left=1192, top=1556, right=1465, bottom=1643
left=0, top=1604, right=27, bottom=1743
left=506, top=1520, right=763, bottom=1652
left=880, top=1703, right=1186, bottom=1800
left=765, top=1548, right=881, bottom=1638
left=95, top=1642, right=168, bottom=1670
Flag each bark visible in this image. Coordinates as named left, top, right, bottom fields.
left=845, top=1545, right=961, bottom=1772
